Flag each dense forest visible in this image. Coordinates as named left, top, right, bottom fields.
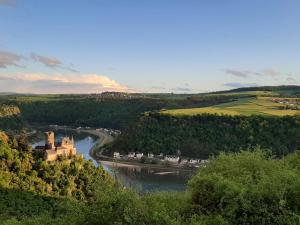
left=1, top=131, right=300, bottom=224
left=212, top=85, right=300, bottom=97
left=0, top=105, right=24, bottom=133
left=0, top=94, right=235, bottom=130
left=110, top=113, right=300, bottom=158
left=0, top=115, right=25, bottom=134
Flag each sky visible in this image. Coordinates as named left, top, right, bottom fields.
left=0, top=0, right=300, bottom=94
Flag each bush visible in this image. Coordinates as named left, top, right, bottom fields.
left=186, top=149, right=300, bottom=225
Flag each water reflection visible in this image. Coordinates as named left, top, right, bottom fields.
left=100, top=161, right=195, bottom=192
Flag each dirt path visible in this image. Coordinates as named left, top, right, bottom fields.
left=84, top=129, right=114, bottom=159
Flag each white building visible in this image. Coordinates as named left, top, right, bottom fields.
left=148, top=153, right=154, bottom=158
left=164, top=155, right=180, bottom=163
left=113, top=152, right=120, bottom=158
left=136, top=153, right=144, bottom=159
left=180, top=159, right=188, bottom=164
left=128, top=152, right=135, bottom=158
left=189, top=159, right=200, bottom=164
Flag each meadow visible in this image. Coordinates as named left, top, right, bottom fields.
left=162, top=97, right=300, bottom=116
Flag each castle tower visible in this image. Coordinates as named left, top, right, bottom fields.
left=45, top=131, right=55, bottom=149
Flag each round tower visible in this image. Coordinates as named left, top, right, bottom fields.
left=45, top=131, right=55, bottom=149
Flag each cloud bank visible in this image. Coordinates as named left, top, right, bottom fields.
left=225, top=68, right=280, bottom=78
left=0, top=73, right=132, bottom=94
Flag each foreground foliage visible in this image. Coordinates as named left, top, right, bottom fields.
left=186, top=150, right=300, bottom=225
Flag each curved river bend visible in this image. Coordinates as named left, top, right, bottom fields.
left=32, top=130, right=195, bottom=193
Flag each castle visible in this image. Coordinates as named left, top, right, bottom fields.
left=35, top=131, right=77, bottom=161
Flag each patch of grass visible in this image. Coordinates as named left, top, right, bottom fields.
left=161, top=107, right=241, bottom=116
left=207, top=91, right=279, bottom=97
left=162, top=97, right=300, bottom=116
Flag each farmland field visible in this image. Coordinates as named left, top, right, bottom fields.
left=207, top=90, right=279, bottom=97
left=162, top=97, right=300, bottom=116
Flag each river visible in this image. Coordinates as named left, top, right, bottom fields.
left=31, top=129, right=196, bottom=193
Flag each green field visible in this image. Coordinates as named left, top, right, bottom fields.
left=162, top=97, right=300, bottom=116
left=207, top=90, right=279, bottom=97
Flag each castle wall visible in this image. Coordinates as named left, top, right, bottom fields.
left=45, top=131, right=55, bottom=149
left=45, top=149, right=57, bottom=161
left=42, top=132, right=77, bottom=161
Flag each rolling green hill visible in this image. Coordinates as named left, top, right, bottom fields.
left=162, top=97, right=300, bottom=116
left=210, top=85, right=300, bottom=97
left=0, top=85, right=299, bottom=132
left=161, top=86, right=300, bottom=116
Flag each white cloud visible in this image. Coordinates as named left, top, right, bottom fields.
left=0, top=73, right=133, bottom=94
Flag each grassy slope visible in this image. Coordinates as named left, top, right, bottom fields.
left=162, top=95, right=300, bottom=117
left=160, top=86, right=300, bottom=116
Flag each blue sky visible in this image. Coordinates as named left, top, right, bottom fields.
left=0, top=0, right=299, bottom=93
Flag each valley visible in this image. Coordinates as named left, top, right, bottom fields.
left=1, top=85, right=300, bottom=224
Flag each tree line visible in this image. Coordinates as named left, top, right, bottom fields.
left=1, top=94, right=235, bottom=130
left=110, top=113, right=300, bottom=158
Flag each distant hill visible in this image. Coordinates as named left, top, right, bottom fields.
left=0, top=85, right=299, bottom=132
left=162, top=86, right=300, bottom=117
left=213, top=85, right=300, bottom=97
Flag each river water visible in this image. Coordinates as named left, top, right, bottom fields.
left=31, top=130, right=195, bottom=192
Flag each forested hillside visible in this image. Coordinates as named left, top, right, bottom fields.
left=0, top=86, right=298, bottom=131
left=0, top=94, right=235, bottom=129
left=110, top=113, right=300, bottom=158
left=0, top=131, right=113, bottom=200
left=212, top=85, right=300, bottom=97
left=0, top=105, right=24, bottom=134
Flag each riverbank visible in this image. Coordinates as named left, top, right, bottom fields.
left=73, top=128, right=198, bottom=171
left=99, top=159, right=197, bottom=171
